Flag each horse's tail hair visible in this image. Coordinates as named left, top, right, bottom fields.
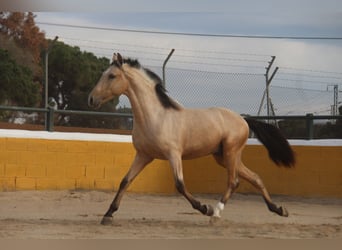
left=245, top=118, right=295, bottom=167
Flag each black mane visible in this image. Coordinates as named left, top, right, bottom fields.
left=112, top=56, right=179, bottom=110
left=111, top=57, right=141, bottom=68
left=123, top=58, right=141, bottom=68
left=144, top=68, right=180, bottom=110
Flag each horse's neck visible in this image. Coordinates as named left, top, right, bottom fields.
left=125, top=70, right=163, bottom=127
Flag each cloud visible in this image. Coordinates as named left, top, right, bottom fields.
left=34, top=10, right=342, bottom=115
left=36, top=12, right=342, bottom=72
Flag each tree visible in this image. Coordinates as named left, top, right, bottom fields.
left=0, top=12, right=47, bottom=64
left=0, top=12, right=24, bottom=37
left=0, top=49, right=40, bottom=106
left=0, top=12, right=46, bottom=108
left=0, top=12, right=128, bottom=129
left=47, top=41, right=121, bottom=128
left=48, top=42, right=113, bottom=110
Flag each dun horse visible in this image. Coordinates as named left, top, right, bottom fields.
left=88, top=53, right=295, bottom=225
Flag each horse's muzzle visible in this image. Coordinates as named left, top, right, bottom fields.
left=88, top=95, right=94, bottom=107
left=88, top=95, right=100, bottom=109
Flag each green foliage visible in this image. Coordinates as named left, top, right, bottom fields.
left=0, top=34, right=41, bottom=78
left=48, top=42, right=112, bottom=109
left=48, top=41, right=122, bottom=128
left=0, top=48, right=40, bottom=106
left=0, top=12, right=45, bottom=109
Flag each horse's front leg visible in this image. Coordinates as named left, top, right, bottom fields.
left=101, top=153, right=153, bottom=225
left=169, top=152, right=214, bottom=216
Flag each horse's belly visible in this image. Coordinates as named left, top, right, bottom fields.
left=182, top=151, right=213, bottom=160
left=181, top=142, right=219, bottom=160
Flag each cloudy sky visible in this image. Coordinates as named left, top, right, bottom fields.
left=3, top=0, right=342, bottom=114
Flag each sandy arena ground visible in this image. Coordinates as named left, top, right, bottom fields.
left=0, top=190, right=341, bottom=239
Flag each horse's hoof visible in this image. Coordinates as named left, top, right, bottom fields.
left=209, top=215, right=220, bottom=225
left=280, top=206, right=289, bottom=217
left=100, top=216, right=113, bottom=225
left=206, top=204, right=214, bottom=216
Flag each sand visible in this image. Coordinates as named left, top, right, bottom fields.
left=0, top=190, right=340, bottom=239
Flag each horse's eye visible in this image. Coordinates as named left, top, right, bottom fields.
left=108, top=73, right=115, bottom=80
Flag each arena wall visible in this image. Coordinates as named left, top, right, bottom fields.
left=0, top=129, right=341, bottom=197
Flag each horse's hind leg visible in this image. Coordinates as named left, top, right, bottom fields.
left=210, top=150, right=241, bottom=220
left=238, top=164, right=289, bottom=217
left=101, top=153, right=153, bottom=225
left=213, top=153, right=240, bottom=191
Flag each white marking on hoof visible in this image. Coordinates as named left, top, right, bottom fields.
left=213, top=202, right=224, bottom=218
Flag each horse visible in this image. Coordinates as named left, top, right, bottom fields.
left=88, top=53, right=295, bottom=225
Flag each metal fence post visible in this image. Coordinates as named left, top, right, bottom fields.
left=46, top=107, right=54, bottom=132
left=306, top=113, right=314, bottom=139
left=162, top=49, right=175, bottom=88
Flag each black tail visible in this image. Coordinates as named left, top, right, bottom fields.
left=245, top=118, right=295, bottom=167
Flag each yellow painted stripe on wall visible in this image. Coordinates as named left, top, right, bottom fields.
left=0, top=137, right=341, bottom=197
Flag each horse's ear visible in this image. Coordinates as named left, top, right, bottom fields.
left=112, top=53, right=123, bottom=67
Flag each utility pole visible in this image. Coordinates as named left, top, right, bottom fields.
left=44, top=36, right=58, bottom=130
left=257, top=56, right=279, bottom=124
left=333, top=84, right=338, bottom=116
left=327, top=84, right=339, bottom=116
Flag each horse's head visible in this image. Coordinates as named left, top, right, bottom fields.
left=88, top=53, right=129, bottom=109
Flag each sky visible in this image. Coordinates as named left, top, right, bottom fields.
left=2, top=0, right=342, bottom=115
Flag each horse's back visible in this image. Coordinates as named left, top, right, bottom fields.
left=196, top=107, right=247, bottom=134
left=178, top=107, right=248, bottom=158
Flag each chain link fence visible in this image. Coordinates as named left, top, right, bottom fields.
left=120, top=66, right=267, bottom=115
left=117, top=65, right=340, bottom=116
left=1, top=60, right=341, bottom=138
left=114, top=64, right=341, bottom=139
left=269, top=85, right=336, bottom=115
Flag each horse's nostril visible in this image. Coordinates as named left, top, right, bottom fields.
left=88, top=96, right=94, bottom=107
